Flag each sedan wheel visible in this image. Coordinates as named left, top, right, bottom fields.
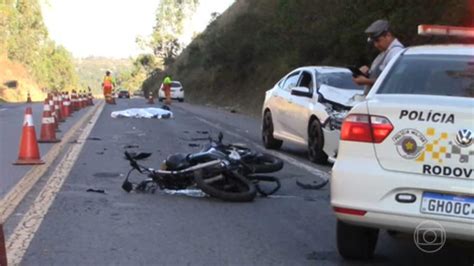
left=308, top=119, right=328, bottom=164
left=262, top=111, right=283, bottom=149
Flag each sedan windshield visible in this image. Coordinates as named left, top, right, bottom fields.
left=171, top=82, right=182, bottom=87
left=317, top=72, right=363, bottom=90
left=377, top=54, right=474, bottom=98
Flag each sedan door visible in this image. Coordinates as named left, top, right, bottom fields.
left=272, top=71, right=301, bottom=139
left=287, top=70, right=315, bottom=143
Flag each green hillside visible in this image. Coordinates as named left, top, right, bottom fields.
left=75, top=57, right=134, bottom=95
left=145, top=0, right=472, bottom=115
left=0, top=0, right=78, bottom=102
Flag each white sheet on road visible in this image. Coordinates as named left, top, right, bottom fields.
left=111, top=108, right=173, bottom=119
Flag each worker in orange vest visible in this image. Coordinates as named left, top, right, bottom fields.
left=102, top=71, right=115, bottom=103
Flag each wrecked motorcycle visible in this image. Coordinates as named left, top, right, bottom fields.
left=122, top=133, right=283, bottom=201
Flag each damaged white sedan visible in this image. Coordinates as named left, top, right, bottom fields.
left=261, top=66, right=364, bottom=163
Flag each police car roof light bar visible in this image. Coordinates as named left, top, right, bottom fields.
left=418, top=24, right=474, bottom=38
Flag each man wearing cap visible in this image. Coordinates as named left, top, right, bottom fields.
left=353, top=19, right=404, bottom=95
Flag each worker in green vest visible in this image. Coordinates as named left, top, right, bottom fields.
left=162, top=75, right=172, bottom=105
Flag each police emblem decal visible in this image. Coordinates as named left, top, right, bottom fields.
left=392, top=129, right=428, bottom=159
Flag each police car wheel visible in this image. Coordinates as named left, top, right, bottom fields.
left=337, top=220, right=379, bottom=260
left=308, top=119, right=328, bottom=164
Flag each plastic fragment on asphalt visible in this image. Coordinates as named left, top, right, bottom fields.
left=163, top=189, right=207, bottom=198
left=123, top=144, right=140, bottom=149
left=295, top=179, right=329, bottom=190
left=87, top=137, right=102, bottom=141
left=86, top=188, right=106, bottom=194
left=111, top=108, right=173, bottom=119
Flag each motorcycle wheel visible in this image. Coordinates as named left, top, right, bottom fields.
left=244, top=153, right=283, bottom=174
left=194, top=170, right=257, bottom=202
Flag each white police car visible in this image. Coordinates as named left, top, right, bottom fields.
left=331, top=25, right=474, bottom=259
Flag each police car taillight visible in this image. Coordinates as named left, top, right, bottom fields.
left=341, top=114, right=393, bottom=143
left=418, top=24, right=474, bottom=37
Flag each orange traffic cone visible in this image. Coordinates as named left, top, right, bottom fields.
left=110, top=92, right=116, bottom=105
left=81, top=91, right=86, bottom=108
left=49, top=95, right=60, bottom=133
left=67, top=92, right=73, bottom=115
left=148, top=94, right=154, bottom=104
left=54, top=94, right=65, bottom=122
left=82, top=91, right=89, bottom=107
left=88, top=91, right=94, bottom=105
left=27, top=91, right=32, bottom=103
left=62, top=92, right=71, bottom=117
left=38, top=99, right=61, bottom=143
left=13, top=107, right=45, bottom=165
left=71, top=91, right=77, bottom=112
left=78, top=91, right=83, bottom=109
left=59, top=92, right=67, bottom=119
left=0, top=224, right=7, bottom=266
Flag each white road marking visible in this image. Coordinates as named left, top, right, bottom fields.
left=194, top=116, right=330, bottom=181
left=6, top=102, right=104, bottom=265
left=0, top=108, right=6, bottom=112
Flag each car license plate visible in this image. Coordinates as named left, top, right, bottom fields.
left=421, top=192, right=474, bottom=219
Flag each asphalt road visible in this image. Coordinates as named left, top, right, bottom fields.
left=0, top=101, right=94, bottom=197
left=5, top=98, right=473, bottom=265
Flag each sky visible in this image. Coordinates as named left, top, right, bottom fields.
left=41, top=0, right=234, bottom=59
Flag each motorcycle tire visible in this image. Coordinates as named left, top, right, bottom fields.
left=194, top=170, right=257, bottom=202
left=244, top=153, right=283, bottom=174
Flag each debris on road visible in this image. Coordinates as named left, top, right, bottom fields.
left=86, top=188, right=106, bottom=194
left=125, top=152, right=152, bottom=160
left=123, top=144, right=140, bottom=149
left=87, top=137, right=102, bottom=141
left=179, top=137, right=210, bottom=142
left=188, top=143, right=200, bottom=147
left=196, top=130, right=209, bottom=134
left=296, top=178, right=329, bottom=190
left=111, top=108, right=173, bottom=119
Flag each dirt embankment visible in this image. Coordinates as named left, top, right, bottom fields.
left=0, top=52, right=46, bottom=103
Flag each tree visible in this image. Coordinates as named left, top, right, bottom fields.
left=1, top=0, right=79, bottom=91
left=150, top=0, right=199, bottom=66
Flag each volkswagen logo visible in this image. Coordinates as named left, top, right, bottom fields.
left=455, top=129, right=473, bottom=147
